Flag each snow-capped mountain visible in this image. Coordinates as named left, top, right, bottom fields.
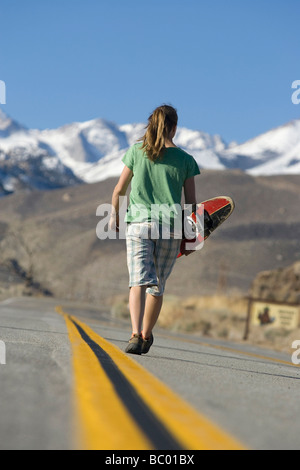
left=0, top=110, right=230, bottom=191
left=220, top=119, right=300, bottom=175
left=0, top=107, right=299, bottom=195
left=0, top=147, right=81, bottom=195
left=0, top=109, right=81, bottom=195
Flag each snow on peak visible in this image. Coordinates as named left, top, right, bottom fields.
left=0, top=107, right=27, bottom=137
left=221, top=119, right=300, bottom=174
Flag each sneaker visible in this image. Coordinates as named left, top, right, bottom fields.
left=141, top=333, right=154, bottom=355
left=125, top=334, right=143, bottom=355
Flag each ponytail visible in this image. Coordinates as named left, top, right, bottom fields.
left=140, top=105, right=178, bottom=161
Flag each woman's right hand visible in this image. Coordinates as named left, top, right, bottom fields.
left=109, top=213, right=119, bottom=232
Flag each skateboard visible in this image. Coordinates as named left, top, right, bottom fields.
left=178, top=196, right=235, bottom=258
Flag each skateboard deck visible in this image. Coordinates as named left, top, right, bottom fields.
left=178, top=196, right=235, bottom=258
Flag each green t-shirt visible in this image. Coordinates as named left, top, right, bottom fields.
left=122, top=143, right=200, bottom=226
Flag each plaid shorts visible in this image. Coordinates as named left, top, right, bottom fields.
left=126, top=223, right=181, bottom=297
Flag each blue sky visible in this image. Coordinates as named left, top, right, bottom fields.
left=0, top=0, right=299, bottom=143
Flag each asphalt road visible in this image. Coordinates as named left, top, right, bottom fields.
left=0, top=297, right=299, bottom=450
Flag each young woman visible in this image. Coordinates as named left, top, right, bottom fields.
left=110, top=104, right=200, bottom=355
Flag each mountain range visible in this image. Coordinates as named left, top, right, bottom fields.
left=0, top=107, right=300, bottom=195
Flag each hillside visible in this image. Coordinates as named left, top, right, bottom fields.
left=250, top=261, right=300, bottom=304
left=0, top=170, right=299, bottom=306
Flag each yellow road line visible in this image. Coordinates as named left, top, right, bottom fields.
left=57, top=306, right=246, bottom=450
left=57, top=308, right=152, bottom=450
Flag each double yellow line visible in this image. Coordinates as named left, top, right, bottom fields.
left=56, top=306, right=246, bottom=450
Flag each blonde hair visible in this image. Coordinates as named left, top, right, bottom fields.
left=140, top=105, right=178, bottom=161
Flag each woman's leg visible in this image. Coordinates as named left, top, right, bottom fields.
left=142, top=294, right=163, bottom=339
left=129, top=286, right=147, bottom=335
left=143, top=238, right=181, bottom=339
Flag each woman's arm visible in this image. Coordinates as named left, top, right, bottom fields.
left=184, top=176, right=196, bottom=206
left=110, top=165, right=133, bottom=231
left=183, top=177, right=197, bottom=255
